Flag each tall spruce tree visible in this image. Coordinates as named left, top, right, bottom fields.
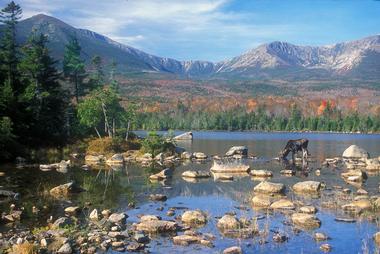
left=20, top=32, right=67, bottom=144
left=63, top=36, right=86, bottom=103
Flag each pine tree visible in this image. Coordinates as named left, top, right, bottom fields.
left=20, top=32, right=67, bottom=144
left=63, top=36, right=86, bottom=103
left=0, top=1, right=22, bottom=91
left=88, top=55, right=104, bottom=90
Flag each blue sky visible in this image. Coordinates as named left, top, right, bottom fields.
left=3, top=0, right=380, bottom=61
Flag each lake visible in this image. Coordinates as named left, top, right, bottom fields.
left=1, top=131, right=380, bottom=253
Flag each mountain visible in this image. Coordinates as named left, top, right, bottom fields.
left=10, top=14, right=380, bottom=80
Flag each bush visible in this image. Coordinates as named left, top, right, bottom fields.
left=140, top=131, right=175, bottom=156
left=86, top=137, right=140, bottom=156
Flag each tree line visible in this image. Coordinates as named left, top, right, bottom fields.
left=135, top=105, right=380, bottom=133
left=0, top=1, right=134, bottom=160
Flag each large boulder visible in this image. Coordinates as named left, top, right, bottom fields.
left=254, top=181, right=285, bottom=195
left=181, top=210, right=207, bottom=225
left=291, top=213, right=321, bottom=229
left=293, top=181, right=321, bottom=194
left=173, top=132, right=193, bottom=141
left=210, top=161, right=250, bottom=173
left=225, top=146, right=248, bottom=157
left=342, top=145, right=369, bottom=159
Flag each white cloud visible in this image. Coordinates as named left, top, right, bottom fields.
left=6, top=0, right=299, bottom=61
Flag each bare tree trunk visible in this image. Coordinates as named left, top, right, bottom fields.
left=101, top=101, right=112, bottom=138
left=112, top=118, right=115, bottom=137
left=125, top=120, right=130, bottom=141
left=94, top=127, right=102, bottom=139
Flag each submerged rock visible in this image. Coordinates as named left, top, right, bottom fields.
left=270, top=199, right=295, bottom=210
left=254, top=181, right=285, bottom=195
left=293, top=181, right=321, bottom=194
left=149, top=168, right=173, bottom=181
left=210, top=161, right=250, bottom=173
left=250, top=170, right=273, bottom=177
left=320, top=243, right=332, bottom=252
left=182, top=170, right=211, bottom=178
left=251, top=195, right=271, bottom=208
left=149, top=194, right=167, bottom=201
left=291, top=213, right=321, bottom=229
left=181, top=210, right=207, bottom=225
left=173, top=234, right=201, bottom=246
left=314, top=232, right=329, bottom=241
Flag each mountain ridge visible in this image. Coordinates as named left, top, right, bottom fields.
left=11, top=14, right=380, bottom=80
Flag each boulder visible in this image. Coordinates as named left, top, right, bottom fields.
left=342, top=145, right=369, bottom=159
left=181, top=210, right=207, bottom=225
left=149, top=168, right=173, bottom=181
left=342, top=199, right=372, bottom=212
left=374, top=232, right=380, bottom=246
left=193, top=152, right=207, bottom=160
left=314, top=232, right=329, bottom=241
left=291, top=213, right=321, bottom=229
left=217, top=215, right=240, bottom=230
left=52, top=217, right=73, bottom=229
left=173, top=235, right=201, bottom=246
left=210, top=161, right=250, bottom=173
left=341, top=170, right=367, bottom=182
left=108, top=213, right=127, bottom=225
left=293, top=181, right=321, bottom=194
left=366, top=158, right=380, bottom=171
left=135, top=219, right=178, bottom=233
left=223, top=246, right=242, bottom=254
left=225, top=146, right=248, bottom=157
left=149, top=194, right=167, bottom=201
left=182, top=170, right=210, bottom=178
left=173, top=132, right=193, bottom=141
left=106, top=154, right=124, bottom=165
left=300, top=206, right=317, bottom=214
left=181, top=152, right=193, bottom=160
left=140, top=215, right=160, bottom=222
left=250, top=170, right=273, bottom=177
left=57, top=243, right=72, bottom=254
left=85, top=155, right=105, bottom=164
left=49, top=182, right=83, bottom=198
left=270, top=199, right=295, bottom=210
left=89, top=209, right=98, bottom=221
left=64, top=206, right=80, bottom=215
left=254, top=181, right=285, bottom=194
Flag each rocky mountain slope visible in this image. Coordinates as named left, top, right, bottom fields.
left=11, top=14, right=380, bottom=80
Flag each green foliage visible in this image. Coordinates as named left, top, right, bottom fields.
left=136, top=108, right=380, bottom=133
left=141, top=131, right=175, bottom=156
left=0, top=116, right=15, bottom=159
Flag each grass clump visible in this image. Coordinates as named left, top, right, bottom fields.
left=86, top=136, right=140, bottom=156
left=11, top=242, right=37, bottom=254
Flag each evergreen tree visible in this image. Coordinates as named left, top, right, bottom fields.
left=19, top=32, right=67, bottom=144
left=63, top=36, right=86, bottom=103
left=0, top=1, right=22, bottom=91
left=88, top=55, right=104, bottom=90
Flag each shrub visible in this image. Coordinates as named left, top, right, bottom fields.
left=86, top=137, right=140, bottom=156
left=140, top=131, right=175, bottom=156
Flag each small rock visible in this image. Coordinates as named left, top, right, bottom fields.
left=64, top=206, right=80, bottom=214
left=182, top=170, right=211, bottom=178
left=52, top=217, right=73, bottom=229
left=273, top=233, right=288, bottom=243
left=181, top=210, right=207, bottom=225
left=320, top=243, right=332, bottom=252
left=223, top=246, right=242, bottom=254
left=217, top=215, right=240, bottom=230
left=58, top=243, right=72, bottom=254
left=292, top=181, right=321, bottom=194
left=270, top=199, right=295, bottom=210
left=314, top=232, right=329, bottom=241
left=173, top=234, right=200, bottom=246
left=254, top=181, right=285, bottom=194
left=101, top=209, right=112, bottom=218
left=134, top=232, right=149, bottom=243
left=291, top=213, right=321, bottom=229
left=89, top=209, right=98, bottom=221
left=149, top=194, right=167, bottom=201
left=250, top=170, right=273, bottom=177
left=374, top=232, right=380, bottom=246
left=299, top=206, right=317, bottom=214
left=108, top=213, right=127, bottom=225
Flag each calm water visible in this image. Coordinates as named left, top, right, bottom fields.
left=1, top=131, right=380, bottom=254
